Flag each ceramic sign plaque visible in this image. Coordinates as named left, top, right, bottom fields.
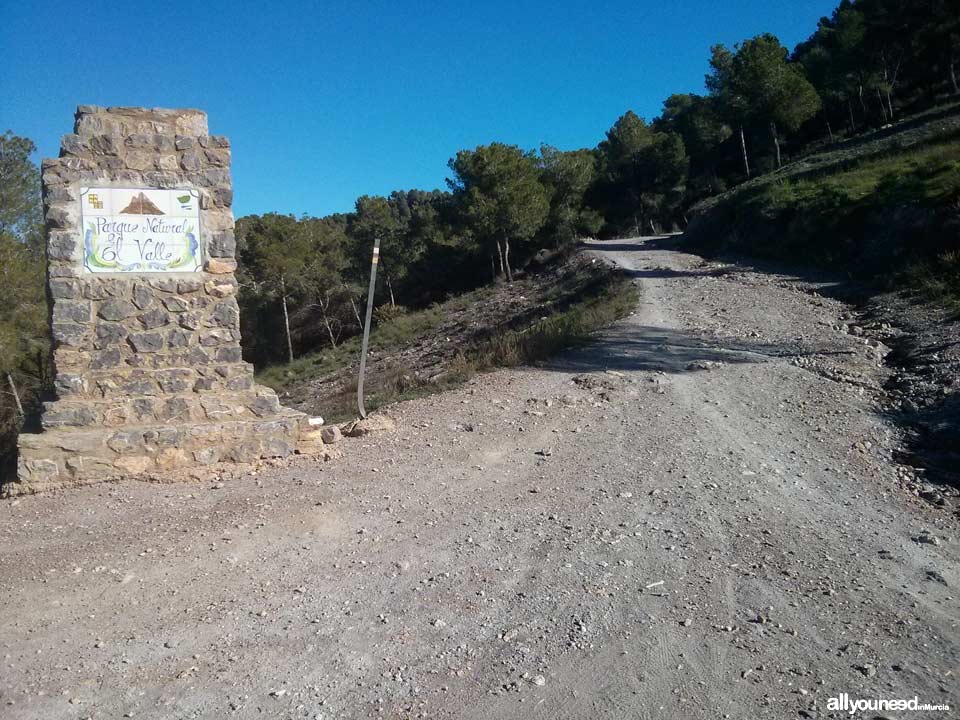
left=79, top=187, right=202, bottom=273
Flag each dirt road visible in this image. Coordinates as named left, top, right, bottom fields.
left=1, top=238, right=957, bottom=719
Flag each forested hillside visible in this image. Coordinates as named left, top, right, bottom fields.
left=234, top=0, right=960, bottom=367
left=2, top=0, right=958, bottom=470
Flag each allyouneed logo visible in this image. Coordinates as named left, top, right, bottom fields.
left=827, top=693, right=951, bottom=715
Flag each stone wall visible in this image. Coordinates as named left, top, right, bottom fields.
left=10, top=106, right=320, bottom=495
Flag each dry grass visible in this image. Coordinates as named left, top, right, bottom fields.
left=276, top=266, right=638, bottom=422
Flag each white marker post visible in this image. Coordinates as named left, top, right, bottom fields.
left=357, top=238, right=380, bottom=419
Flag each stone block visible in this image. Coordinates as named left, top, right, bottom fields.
left=167, top=328, right=192, bottom=348
left=122, top=376, right=159, bottom=395
left=103, top=405, right=133, bottom=426
left=54, top=432, right=103, bottom=453
left=177, top=279, right=203, bottom=294
left=204, top=258, right=237, bottom=274
left=52, top=323, right=88, bottom=347
left=94, top=322, right=127, bottom=347
left=200, top=329, right=233, bottom=347
left=321, top=426, right=342, bottom=444
left=185, top=346, right=211, bottom=365
left=214, top=346, right=243, bottom=363
left=60, top=134, right=88, bottom=156
left=210, top=301, right=239, bottom=328
left=98, top=298, right=138, bottom=321
left=226, top=376, right=253, bottom=391
left=203, top=149, right=230, bottom=167
left=49, top=279, right=78, bottom=300
left=132, top=283, right=154, bottom=309
left=93, top=378, right=118, bottom=397
left=193, top=377, right=216, bottom=392
left=193, top=168, right=230, bottom=186
left=210, top=186, right=233, bottom=207
left=107, top=430, right=144, bottom=454
left=158, top=397, right=191, bottom=422
left=249, top=394, right=281, bottom=417
left=174, top=111, right=208, bottom=136
left=52, top=301, right=92, bottom=324
left=179, top=311, right=203, bottom=330
left=162, top=296, right=190, bottom=312
left=124, top=133, right=152, bottom=149
left=180, top=151, right=202, bottom=171
left=156, top=155, right=179, bottom=171
left=48, top=232, right=77, bottom=259
left=88, top=134, right=118, bottom=155
left=222, top=442, right=260, bottom=463
left=142, top=171, right=180, bottom=188
left=54, top=373, right=86, bottom=397
left=194, top=447, right=220, bottom=464
left=300, top=429, right=324, bottom=444
left=103, top=281, right=131, bottom=298
left=46, top=206, right=73, bottom=229
left=263, top=438, right=294, bottom=458
left=205, top=281, right=236, bottom=298
left=44, top=186, right=76, bottom=204
left=143, top=427, right=181, bottom=448
left=207, top=231, right=236, bottom=258
left=42, top=405, right=97, bottom=428
left=342, top=414, right=397, bottom=437
left=201, top=397, right=235, bottom=420
left=204, top=211, right=235, bottom=232
left=115, top=456, right=154, bottom=475
left=81, top=281, right=109, bottom=300
left=138, top=307, right=171, bottom=329
left=66, top=456, right=116, bottom=477
left=20, top=458, right=60, bottom=484
left=131, top=398, right=156, bottom=420
left=154, top=135, right=174, bottom=153
left=148, top=278, right=179, bottom=292
left=156, top=448, right=190, bottom=470
left=124, top=152, right=157, bottom=172
left=128, top=332, right=164, bottom=353
left=156, top=369, right=193, bottom=393
left=90, top=349, right=122, bottom=369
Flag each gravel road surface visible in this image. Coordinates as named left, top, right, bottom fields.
left=1, top=238, right=956, bottom=719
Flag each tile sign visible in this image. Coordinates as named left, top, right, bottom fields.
left=80, top=188, right=202, bottom=273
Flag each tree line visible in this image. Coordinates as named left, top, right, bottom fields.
left=0, top=131, right=50, bottom=465
left=237, top=0, right=959, bottom=366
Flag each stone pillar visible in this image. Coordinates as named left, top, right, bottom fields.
left=11, top=106, right=319, bottom=494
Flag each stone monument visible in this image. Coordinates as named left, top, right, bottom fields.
left=11, top=106, right=320, bottom=494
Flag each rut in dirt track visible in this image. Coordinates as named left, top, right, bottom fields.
left=0, top=237, right=956, bottom=720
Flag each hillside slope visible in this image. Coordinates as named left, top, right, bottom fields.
left=686, top=106, right=960, bottom=487
left=258, top=250, right=637, bottom=422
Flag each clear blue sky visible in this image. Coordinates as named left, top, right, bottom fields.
left=2, top=0, right=837, bottom=218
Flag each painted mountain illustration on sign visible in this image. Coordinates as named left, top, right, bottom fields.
left=119, top=192, right=164, bottom=215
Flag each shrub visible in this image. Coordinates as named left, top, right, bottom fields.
left=372, top=304, right=409, bottom=326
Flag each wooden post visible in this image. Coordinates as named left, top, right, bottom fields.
left=357, top=238, right=380, bottom=419
left=7, top=373, right=24, bottom=418
left=280, top=274, right=294, bottom=364
left=739, top=125, right=750, bottom=179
